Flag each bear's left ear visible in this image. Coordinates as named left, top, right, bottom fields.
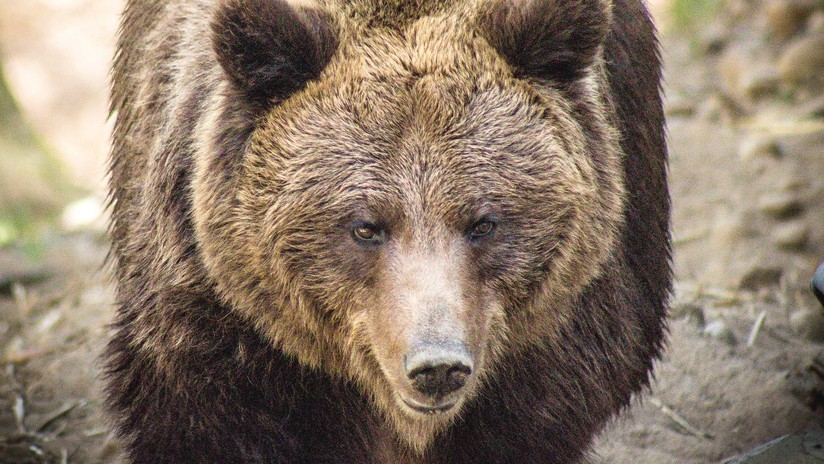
left=212, top=0, right=338, bottom=111
left=478, top=0, right=612, bottom=82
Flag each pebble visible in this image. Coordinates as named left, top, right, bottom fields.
left=704, top=320, right=737, bottom=345
left=738, top=136, right=782, bottom=161
left=789, top=308, right=824, bottom=342
left=0, top=252, right=49, bottom=296
left=671, top=303, right=706, bottom=327
left=800, top=94, right=824, bottom=117
left=61, top=196, right=107, bottom=232
left=778, top=34, right=824, bottom=85
left=712, top=213, right=752, bottom=249
left=809, top=10, right=824, bottom=31
left=720, top=49, right=779, bottom=100
left=757, top=192, right=804, bottom=219
left=738, top=267, right=784, bottom=290
left=740, top=68, right=782, bottom=100
left=765, top=0, right=817, bottom=38
left=697, top=93, right=746, bottom=123
left=696, top=23, right=728, bottom=55
left=772, top=221, right=810, bottom=251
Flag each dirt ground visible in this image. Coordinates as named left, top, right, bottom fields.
left=1, top=0, right=823, bottom=463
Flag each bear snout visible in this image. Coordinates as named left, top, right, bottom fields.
left=404, top=342, right=473, bottom=401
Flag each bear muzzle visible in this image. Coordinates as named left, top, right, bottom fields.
left=399, top=342, right=474, bottom=414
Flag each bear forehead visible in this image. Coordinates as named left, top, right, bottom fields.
left=336, top=16, right=510, bottom=87
left=252, top=74, right=559, bottom=193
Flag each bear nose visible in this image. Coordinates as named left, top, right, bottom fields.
left=405, top=344, right=473, bottom=399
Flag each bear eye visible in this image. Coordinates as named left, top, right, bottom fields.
left=352, top=223, right=386, bottom=245
left=468, top=218, right=496, bottom=240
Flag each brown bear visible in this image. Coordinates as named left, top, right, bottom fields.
left=105, top=0, right=670, bottom=462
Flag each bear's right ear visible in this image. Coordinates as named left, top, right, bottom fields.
left=478, top=0, right=612, bottom=83
left=212, top=0, right=338, bottom=111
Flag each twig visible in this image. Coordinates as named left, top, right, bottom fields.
left=809, top=358, right=824, bottom=380
left=35, top=400, right=88, bottom=433
left=746, top=312, right=767, bottom=347
left=83, top=427, right=109, bottom=438
left=764, top=326, right=798, bottom=345
left=673, top=228, right=710, bottom=245
left=696, top=287, right=748, bottom=305
left=649, top=397, right=714, bottom=440
left=13, top=395, right=27, bottom=433
left=3, top=348, right=53, bottom=365
left=12, top=283, right=30, bottom=318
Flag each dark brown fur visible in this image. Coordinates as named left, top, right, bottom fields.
left=105, top=0, right=670, bottom=462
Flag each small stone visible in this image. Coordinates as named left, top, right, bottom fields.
left=697, top=92, right=747, bottom=123
left=800, top=94, right=824, bottom=118
left=789, top=309, right=824, bottom=342
left=765, top=0, right=815, bottom=39
left=0, top=251, right=49, bottom=296
left=772, top=221, right=810, bottom=251
left=738, top=136, right=782, bottom=161
left=671, top=303, right=706, bottom=327
left=704, top=320, right=737, bottom=345
left=757, top=192, right=805, bottom=219
left=779, top=34, right=824, bottom=85
left=712, top=213, right=751, bottom=247
left=728, top=0, right=755, bottom=19
left=740, top=68, right=782, bottom=100
left=739, top=267, right=784, bottom=290
left=719, top=47, right=772, bottom=100
left=696, top=23, right=728, bottom=55
left=61, top=196, right=107, bottom=232
left=809, top=11, right=824, bottom=32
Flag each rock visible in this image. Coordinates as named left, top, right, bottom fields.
left=738, top=136, right=782, bottom=161
left=61, top=196, right=107, bottom=232
left=813, top=262, right=824, bottom=307
left=696, top=23, right=728, bottom=55
left=809, top=10, right=824, bottom=32
left=697, top=93, right=746, bottom=123
left=757, top=192, right=804, bottom=219
left=728, top=0, right=756, bottom=20
left=772, top=221, right=810, bottom=251
left=704, top=320, right=737, bottom=345
left=671, top=303, right=706, bottom=327
left=779, top=34, right=824, bottom=85
left=800, top=94, right=824, bottom=118
left=712, top=213, right=752, bottom=248
left=0, top=250, right=49, bottom=296
left=738, top=267, right=784, bottom=290
left=789, top=309, right=824, bottom=342
left=0, top=436, right=62, bottom=464
left=740, top=68, right=782, bottom=100
left=719, top=48, right=777, bottom=101
left=765, top=0, right=817, bottom=38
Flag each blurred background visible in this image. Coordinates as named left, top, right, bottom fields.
left=0, top=0, right=822, bottom=462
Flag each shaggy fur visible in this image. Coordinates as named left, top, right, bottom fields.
left=105, top=0, right=670, bottom=462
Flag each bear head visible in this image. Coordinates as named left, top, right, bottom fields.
left=194, top=0, right=624, bottom=452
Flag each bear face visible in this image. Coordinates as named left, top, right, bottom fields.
left=192, top=0, right=625, bottom=451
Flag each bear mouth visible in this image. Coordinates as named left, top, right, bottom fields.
left=400, top=396, right=458, bottom=415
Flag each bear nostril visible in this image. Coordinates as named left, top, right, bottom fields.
left=408, top=362, right=471, bottom=398
left=405, top=345, right=473, bottom=399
